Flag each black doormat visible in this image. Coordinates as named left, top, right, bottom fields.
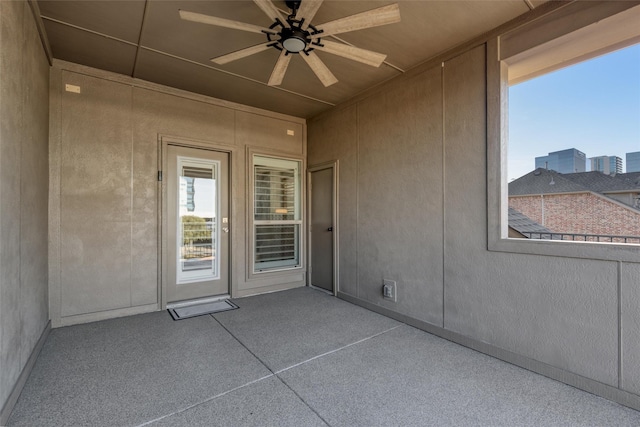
left=168, top=300, right=238, bottom=320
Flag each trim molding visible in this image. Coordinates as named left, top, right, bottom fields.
left=52, top=59, right=306, bottom=124
left=59, top=304, right=158, bottom=327
left=0, top=321, right=51, bottom=425
left=26, top=0, right=53, bottom=65
left=486, top=4, right=640, bottom=264
left=307, top=160, right=340, bottom=296
left=158, top=135, right=239, bottom=307
left=337, top=292, right=640, bottom=412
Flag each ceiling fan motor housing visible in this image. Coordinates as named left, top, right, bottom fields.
left=264, top=0, right=323, bottom=55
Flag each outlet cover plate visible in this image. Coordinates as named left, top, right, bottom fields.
left=383, top=279, right=397, bottom=302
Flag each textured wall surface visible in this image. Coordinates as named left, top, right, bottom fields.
left=308, top=42, right=637, bottom=402
left=308, top=66, right=444, bottom=325
left=442, top=46, right=618, bottom=386
left=622, top=262, right=640, bottom=395
left=59, top=72, right=133, bottom=317
left=49, top=64, right=306, bottom=326
left=357, top=68, right=444, bottom=325
left=0, top=0, right=50, bottom=416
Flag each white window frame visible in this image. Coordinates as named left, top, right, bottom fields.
left=487, top=2, right=640, bottom=263
left=251, top=154, right=303, bottom=273
left=176, top=156, right=221, bottom=284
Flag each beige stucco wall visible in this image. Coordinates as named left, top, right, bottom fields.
left=0, top=0, right=50, bottom=419
left=48, top=62, right=307, bottom=327
left=309, top=64, right=445, bottom=325
left=308, top=23, right=640, bottom=409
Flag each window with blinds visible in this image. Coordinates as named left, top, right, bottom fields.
left=253, top=156, right=301, bottom=272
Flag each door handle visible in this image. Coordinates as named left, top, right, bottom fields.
left=327, top=227, right=333, bottom=232
left=222, top=227, right=229, bottom=233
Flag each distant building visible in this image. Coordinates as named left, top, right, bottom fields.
left=509, top=168, right=640, bottom=241
left=535, top=148, right=586, bottom=174
left=627, top=151, right=640, bottom=173
left=589, top=155, right=622, bottom=175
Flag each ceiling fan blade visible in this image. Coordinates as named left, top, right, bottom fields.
left=253, top=0, right=285, bottom=24
left=296, top=0, right=324, bottom=30
left=301, top=51, right=338, bottom=87
left=312, top=3, right=400, bottom=38
left=268, top=51, right=292, bottom=86
left=313, top=40, right=387, bottom=67
left=179, top=10, right=275, bottom=35
left=211, top=42, right=274, bottom=65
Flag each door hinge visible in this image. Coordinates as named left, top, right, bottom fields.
left=158, top=171, right=163, bottom=181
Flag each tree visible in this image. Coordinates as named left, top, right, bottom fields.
left=181, top=215, right=210, bottom=244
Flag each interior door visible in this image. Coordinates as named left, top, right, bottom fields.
left=166, top=145, right=229, bottom=303
left=310, top=167, right=334, bottom=292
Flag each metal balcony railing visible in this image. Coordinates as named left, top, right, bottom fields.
left=521, top=232, right=640, bottom=244
left=181, top=220, right=214, bottom=259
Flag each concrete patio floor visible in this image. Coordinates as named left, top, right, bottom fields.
left=7, top=287, right=640, bottom=426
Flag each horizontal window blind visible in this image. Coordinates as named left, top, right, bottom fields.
left=182, top=166, right=213, bottom=179
left=255, top=224, right=299, bottom=268
left=255, top=166, right=296, bottom=221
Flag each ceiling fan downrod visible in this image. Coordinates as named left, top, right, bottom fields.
left=285, top=1, right=302, bottom=16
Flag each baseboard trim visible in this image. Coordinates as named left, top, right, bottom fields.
left=337, top=292, right=640, bottom=412
left=0, top=320, right=51, bottom=426
left=58, top=303, right=158, bottom=327
left=234, top=282, right=304, bottom=299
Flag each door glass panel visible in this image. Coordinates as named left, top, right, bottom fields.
left=177, top=157, right=219, bottom=284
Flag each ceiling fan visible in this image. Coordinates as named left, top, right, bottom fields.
left=179, top=0, right=401, bottom=87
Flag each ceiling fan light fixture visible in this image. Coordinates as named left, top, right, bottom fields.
left=283, top=36, right=306, bottom=52
left=280, top=27, right=309, bottom=53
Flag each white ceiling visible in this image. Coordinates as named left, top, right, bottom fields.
left=37, top=0, right=545, bottom=118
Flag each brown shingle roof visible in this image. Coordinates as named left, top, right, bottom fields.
left=509, top=168, right=640, bottom=196
left=508, top=207, right=551, bottom=234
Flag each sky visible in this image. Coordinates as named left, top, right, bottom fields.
left=508, top=43, right=640, bottom=181
left=180, top=176, right=217, bottom=219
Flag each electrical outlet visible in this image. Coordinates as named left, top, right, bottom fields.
left=382, top=279, right=397, bottom=302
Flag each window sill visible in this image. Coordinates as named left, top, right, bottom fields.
left=488, top=235, right=640, bottom=263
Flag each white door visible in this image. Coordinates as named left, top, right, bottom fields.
left=166, top=145, right=229, bottom=303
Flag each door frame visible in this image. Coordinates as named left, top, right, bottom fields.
left=159, top=135, right=236, bottom=309
left=307, top=161, right=339, bottom=295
